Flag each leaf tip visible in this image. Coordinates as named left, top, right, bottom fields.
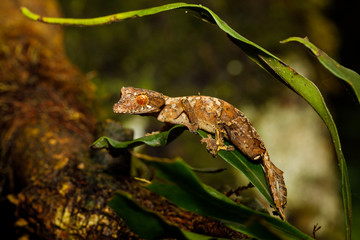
left=20, top=6, right=29, bottom=14
left=20, top=6, right=44, bottom=22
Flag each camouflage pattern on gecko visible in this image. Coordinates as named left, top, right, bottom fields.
left=113, top=86, right=287, bottom=219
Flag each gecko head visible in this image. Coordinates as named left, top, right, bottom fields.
left=113, top=87, right=166, bottom=114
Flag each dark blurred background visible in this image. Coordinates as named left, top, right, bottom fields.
left=55, top=1, right=359, bottom=239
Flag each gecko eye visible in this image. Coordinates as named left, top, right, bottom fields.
left=136, top=94, right=149, bottom=106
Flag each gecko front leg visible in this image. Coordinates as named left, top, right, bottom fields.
left=180, top=98, right=199, bottom=133
left=200, top=109, right=235, bottom=156
left=157, top=97, right=199, bottom=133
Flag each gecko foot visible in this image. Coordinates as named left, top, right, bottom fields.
left=186, top=122, right=198, bottom=133
left=200, top=134, right=234, bottom=156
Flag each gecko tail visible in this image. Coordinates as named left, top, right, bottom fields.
left=262, top=153, right=287, bottom=220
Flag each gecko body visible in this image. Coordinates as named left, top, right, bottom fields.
left=113, top=86, right=287, bottom=219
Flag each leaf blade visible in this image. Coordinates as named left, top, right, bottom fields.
left=281, top=37, right=360, bottom=103
left=91, top=125, right=185, bottom=150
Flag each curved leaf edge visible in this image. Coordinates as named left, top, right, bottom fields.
left=91, top=125, right=185, bottom=150
left=281, top=36, right=360, bottom=104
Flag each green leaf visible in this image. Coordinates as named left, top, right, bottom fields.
left=197, top=130, right=274, bottom=207
left=23, top=4, right=351, bottom=238
left=144, top=157, right=312, bottom=240
left=91, top=125, right=185, bottom=150
left=109, top=191, right=215, bottom=240
left=281, top=36, right=360, bottom=103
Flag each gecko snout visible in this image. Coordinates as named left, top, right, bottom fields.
left=113, top=102, right=121, bottom=113
left=113, top=101, right=128, bottom=113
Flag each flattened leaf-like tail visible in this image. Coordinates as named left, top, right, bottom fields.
left=262, top=152, right=287, bottom=220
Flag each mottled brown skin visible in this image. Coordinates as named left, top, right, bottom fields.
left=113, top=86, right=287, bottom=219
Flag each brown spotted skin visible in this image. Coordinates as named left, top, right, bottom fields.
left=113, top=86, right=287, bottom=219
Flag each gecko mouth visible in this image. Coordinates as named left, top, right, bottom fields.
left=113, top=102, right=137, bottom=114
left=113, top=102, right=124, bottom=113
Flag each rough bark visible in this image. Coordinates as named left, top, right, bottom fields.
left=0, top=0, right=247, bottom=239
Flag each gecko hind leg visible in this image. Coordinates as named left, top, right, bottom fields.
left=200, top=109, right=234, bottom=156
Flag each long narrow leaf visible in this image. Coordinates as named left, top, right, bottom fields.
left=281, top=37, right=360, bottom=103
left=22, top=4, right=351, bottom=238
left=91, top=125, right=185, bottom=149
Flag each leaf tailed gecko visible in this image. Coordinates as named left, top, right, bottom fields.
left=113, top=86, right=287, bottom=219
